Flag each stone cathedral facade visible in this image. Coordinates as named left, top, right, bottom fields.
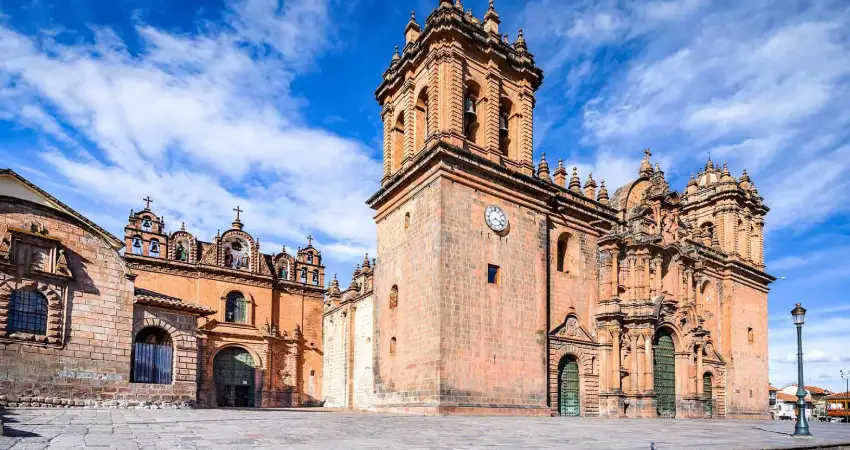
left=323, top=0, right=774, bottom=419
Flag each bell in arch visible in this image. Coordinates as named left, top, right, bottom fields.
left=464, top=96, right=476, bottom=116
left=499, top=113, right=509, bottom=133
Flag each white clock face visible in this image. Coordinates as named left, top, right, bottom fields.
left=485, top=205, right=508, bottom=232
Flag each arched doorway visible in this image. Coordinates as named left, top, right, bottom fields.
left=558, top=355, right=580, bottom=416
left=131, top=327, right=173, bottom=384
left=703, top=373, right=713, bottom=417
left=214, top=347, right=256, bottom=407
left=653, top=329, right=676, bottom=418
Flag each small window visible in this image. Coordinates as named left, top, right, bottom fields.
left=225, top=291, right=247, bottom=324
left=556, top=233, right=570, bottom=272
left=390, top=337, right=397, bottom=354
left=8, top=290, right=48, bottom=335
left=747, top=327, right=754, bottom=344
left=389, top=285, right=398, bottom=309
left=404, top=212, right=410, bottom=230
left=488, top=264, right=500, bottom=284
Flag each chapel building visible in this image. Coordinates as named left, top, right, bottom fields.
left=323, top=0, right=774, bottom=419
left=124, top=203, right=325, bottom=408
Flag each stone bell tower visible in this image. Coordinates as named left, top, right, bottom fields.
left=368, top=0, right=553, bottom=415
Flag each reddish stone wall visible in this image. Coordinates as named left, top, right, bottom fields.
left=722, top=279, right=770, bottom=418
left=0, top=202, right=194, bottom=408
left=372, top=175, right=444, bottom=409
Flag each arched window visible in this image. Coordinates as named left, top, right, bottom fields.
left=225, top=291, right=248, bottom=324
left=312, top=269, right=320, bottom=286
left=390, top=337, right=397, bottom=354
left=414, top=88, right=429, bottom=153
left=389, top=285, right=398, bottom=309
left=8, top=290, right=47, bottom=335
left=149, top=239, right=161, bottom=258
left=556, top=232, right=570, bottom=272
left=132, top=236, right=143, bottom=255
left=280, top=265, right=288, bottom=280
left=464, top=81, right=481, bottom=144
left=141, top=217, right=153, bottom=232
left=307, top=253, right=314, bottom=264
left=131, top=327, right=173, bottom=384
left=392, top=111, right=405, bottom=172
left=300, top=268, right=308, bottom=283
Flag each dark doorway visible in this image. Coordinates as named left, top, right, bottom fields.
left=558, top=355, right=580, bottom=416
left=214, top=347, right=256, bottom=407
left=653, top=329, right=676, bottom=418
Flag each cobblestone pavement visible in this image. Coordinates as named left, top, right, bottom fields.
left=1, top=408, right=849, bottom=449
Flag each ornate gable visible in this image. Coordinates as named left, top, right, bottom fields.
left=551, top=314, right=595, bottom=343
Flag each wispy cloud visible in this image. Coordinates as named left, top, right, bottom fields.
left=0, top=0, right=379, bottom=272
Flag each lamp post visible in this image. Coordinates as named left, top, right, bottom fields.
left=841, top=370, right=850, bottom=423
left=791, top=303, right=811, bottom=437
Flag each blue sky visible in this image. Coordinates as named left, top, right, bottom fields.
left=1, top=0, right=848, bottom=392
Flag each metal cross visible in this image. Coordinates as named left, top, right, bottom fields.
left=143, top=196, right=153, bottom=210
left=233, top=206, right=243, bottom=221
left=306, top=234, right=314, bottom=246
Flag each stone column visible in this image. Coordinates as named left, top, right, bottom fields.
left=611, top=249, right=620, bottom=299
left=627, top=253, right=636, bottom=302
left=637, top=334, right=645, bottom=393
left=630, top=333, right=639, bottom=393
left=685, top=268, right=694, bottom=303
left=696, top=344, right=704, bottom=396
left=611, top=329, right=621, bottom=391
left=485, top=68, right=501, bottom=158
left=644, top=331, right=653, bottom=393
left=518, top=85, right=535, bottom=176
left=381, top=105, right=394, bottom=183
left=641, top=253, right=650, bottom=300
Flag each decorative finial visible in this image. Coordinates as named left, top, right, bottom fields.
left=639, top=148, right=653, bottom=176
left=515, top=28, right=527, bottom=52
left=584, top=172, right=597, bottom=198
left=391, top=46, right=400, bottom=64
left=181, top=221, right=186, bottom=231
left=597, top=181, right=610, bottom=205
left=569, top=167, right=582, bottom=193
left=537, top=152, right=551, bottom=182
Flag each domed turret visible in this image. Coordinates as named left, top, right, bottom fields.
left=597, top=181, right=610, bottom=206
left=569, top=167, right=582, bottom=194
left=537, top=152, right=551, bottom=182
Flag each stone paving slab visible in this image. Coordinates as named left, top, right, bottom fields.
left=1, top=408, right=849, bottom=449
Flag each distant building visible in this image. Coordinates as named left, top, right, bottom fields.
left=826, top=392, right=850, bottom=422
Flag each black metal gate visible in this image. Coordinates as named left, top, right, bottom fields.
left=703, top=373, right=713, bottom=417
left=214, top=347, right=256, bottom=407
left=558, top=356, right=580, bottom=416
left=654, top=330, right=676, bottom=418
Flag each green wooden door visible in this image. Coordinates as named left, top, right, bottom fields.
left=558, top=356, right=580, bottom=416
left=214, top=347, right=256, bottom=407
left=703, top=373, right=713, bottom=417
left=653, top=331, right=676, bottom=418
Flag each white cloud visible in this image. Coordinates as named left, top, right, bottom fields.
left=0, top=0, right=380, bottom=270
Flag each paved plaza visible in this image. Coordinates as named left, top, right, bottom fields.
left=1, top=408, right=849, bottom=449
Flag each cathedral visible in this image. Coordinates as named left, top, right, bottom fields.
left=322, top=0, right=774, bottom=419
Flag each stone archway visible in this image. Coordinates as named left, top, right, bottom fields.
left=558, top=355, right=580, bottom=416
left=213, top=347, right=257, bottom=407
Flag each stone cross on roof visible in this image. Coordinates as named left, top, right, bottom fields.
left=233, top=206, right=243, bottom=221
left=307, top=234, right=314, bottom=246
left=143, top=196, right=153, bottom=210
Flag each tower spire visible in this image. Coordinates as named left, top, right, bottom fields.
left=483, top=0, right=500, bottom=35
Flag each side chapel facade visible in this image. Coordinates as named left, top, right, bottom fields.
left=323, top=0, right=774, bottom=419
left=0, top=169, right=324, bottom=409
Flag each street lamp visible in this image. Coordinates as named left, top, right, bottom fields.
left=841, top=370, right=850, bottom=423
left=791, top=303, right=811, bottom=437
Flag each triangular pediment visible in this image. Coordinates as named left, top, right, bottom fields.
left=551, top=315, right=595, bottom=343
